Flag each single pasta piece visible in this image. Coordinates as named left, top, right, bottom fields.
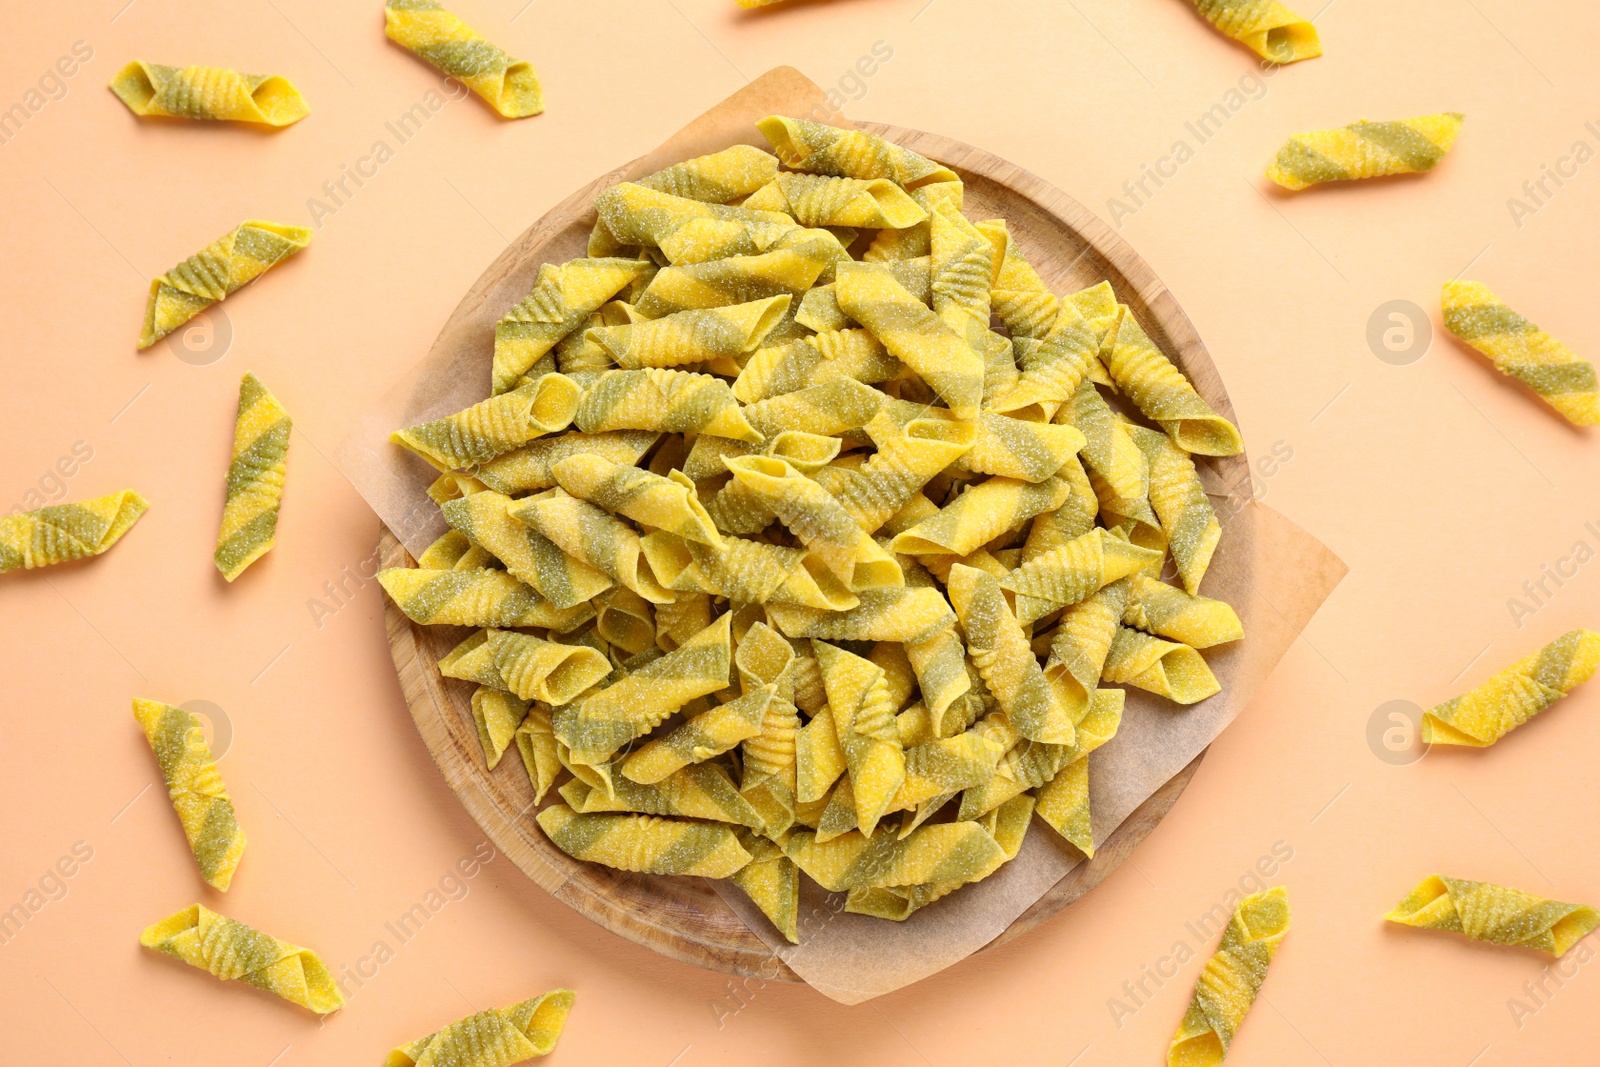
left=474, top=430, right=658, bottom=495
left=576, top=368, right=761, bottom=443
left=133, top=699, right=246, bottom=891
left=1061, top=378, right=1148, bottom=504
left=1032, top=695, right=1128, bottom=856
left=0, top=490, right=148, bottom=573
left=1102, top=626, right=1221, bottom=705
left=642, top=532, right=857, bottom=612
left=471, top=687, right=529, bottom=769
left=766, top=587, right=957, bottom=645
left=393, top=374, right=582, bottom=469
left=981, top=219, right=1059, bottom=341
left=1127, top=424, right=1221, bottom=594
left=378, top=567, right=593, bottom=630
left=783, top=820, right=1006, bottom=892
left=987, top=293, right=1106, bottom=420
left=386, top=989, right=574, bottom=1067
left=948, top=563, right=1079, bottom=745
left=587, top=296, right=790, bottom=369
left=594, top=183, right=795, bottom=259
left=958, top=689, right=1123, bottom=819
left=1267, top=113, right=1465, bottom=191
left=514, top=704, right=561, bottom=802
left=757, top=116, right=958, bottom=189
left=487, top=629, right=611, bottom=705
left=1104, top=312, right=1242, bottom=457
left=1385, top=875, right=1599, bottom=958
left=384, top=0, right=543, bottom=118
left=561, top=762, right=763, bottom=828
left=746, top=173, right=927, bottom=229
left=510, top=488, right=673, bottom=603
left=796, top=704, right=849, bottom=805
left=890, top=475, right=1070, bottom=558
left=1441, top=281, right=1598, bottom=426
left=440, top=491, right=614, bottom=609
left=1189, top=0, right=1321, bottom=64
left=947, top=413, right=1086, bottom=484
left=1045, top=580, right=1133, bottom=712
left=552, top=454, right=722, bottom=546
left=835, top=262, right=985, bottom=418
left=1123, top=573, right=1243, bottom=648
left=110, top=62, right=310, bottom=126
left=139, top=220, right=310, bottom=348
left=536, top=804, right=752, bottom=877
left=635, top=143, right=780, bottom=204
left=740, top=377, right=887, bottom=439
left=1421, top=629, right=1600, bottom=747
left=733, top=330, right=898, bottom=403
left=622, top=684, right=775, bottom=784
left=1168, top=886, right=1289, bottom=1065
left=140, top=904, right=343, bottom=1014
left=729, top=833, right=800, bottom=943
left=215, top=373, right=291, bottom=582
left=905, top=631, right=973, bottom=731
left=492, top=259, right=650, bottom=393
left=815, top=642, right=906, bottom=836
left=1001, top=528, right=1163, bottom=608
left=633, top=232, right=841, bottom=318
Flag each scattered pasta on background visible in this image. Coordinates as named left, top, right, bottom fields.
left=1265, top=113, right=1465, bottom=191
left=139, top=220, right=311, bottom=348
left=1385, top=876, right=1599, bottom=958
left=1168, top=886, right=1289, bottom=1066
left=139, top=904, right=344, bottom=1014
left=386, top=989, right=575, bottom=1066
left=1421, top=629, right=1599, bottom=747
left=384, top=0, right=543, bottom=119
left=1188, top=0, right=1321, bottom=64
left=1442, top=282, right=1599, bottom=426
left=110, top=61, right=310, bottom=126
left=380, top=117, right=1247, bottom=935
left=216, top=373, right=292, bottom=582
left=133, top=699, right=247, bottom=891
left=0, top=490, right=147, bottom=574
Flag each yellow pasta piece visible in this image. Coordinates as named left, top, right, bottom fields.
left=797, top=704, right=849, bottom=806
left=589, top=586, right=652, bottom=654
left=1060, top=379, right=1147, bottom=507
left=439, top=629, right=506, bottom=691
left=896, top=716, right=1011, bottom=809
left=1189, top=0, right=1320, bottom=64
left=736, top=623, right=801, bottom=805
left=487, top=629, right=612, bottom=705
left=379, top=567, right=592, bottom=630
left=634, top=231, right=842, bottom=318
left=387, top=989, right=573, bottom=1067
left=110, top=62, right=309, bottom=126
left=552, top=453, right=721, bottom=546
left=474, top=429, right=658, bottom=495
left=818, top=417, right=978, bottom=534
left=595, top=183, right=795, bottom=258
left=133, top=699, right=246, bottom=891
left=980, top=219, right=1060, bottom=341
left=767, top=587, right=957, bottom=645
left=951, top=414, right=1086, bottom=483
left=891, top=475, right=1070, bottom=558
left=748, top=173, right=927, bottom=229
left=492, top=259, right=649, bottom=393
left=643, top=532, right=857, bottom=612
left=0, top=490, right=148, bottom=574
left=1105, top=312, right=1242, bottom=457
left=384, top=0, right=542, bottom=118
left=393, top=374, right=581, bottom=469
left=835, top=262, right=985, bottom=418
left=576, top=368, right=760, bottom=443
left=1123, top=573, right=1243, bottom=649
left=733, top=330, right=898, bottom=403
left=636, top=143, right=780, bottom=204
left=470, top=687, right=528, bottom=770
left=213, top=372, right=292, bottom=582
left=514, top=704, right=561, bottom=802
left=947, top=563, right=1078, bottom=745
left=798, top=258, right=932, bottom=333
left=814, top=642, right=905, bottom=837
left=553, top=614, right=731, bottom=762
left=784, top=820, right=1006, bottom=892
left=1045, top=579, right=1132, bottom=711
left=140, top=904, right=342, bottom=1014
left=1421, top=629, right=1600, bottom=747
left=1103, top=626, right=1221, bottom=705
left=562, top=762, right=763, bottom=828
left=588, top=296, right=790, bottom=369
left=139, top=220, right=310, bottom=348
left=622, top=684, right=774, bottom=784
left=415, top=530, right=478, bottom=570
left=1033, top=755, right=1094, bottom=855
left=729, top=833, right=800, bottom=943
left=510, top=488, right=672, bottom=603
left=905, top=630, right=974, bottom=732
left=741, top=376, right=887, bottom=440
left=1385, top=876, right=1599, bottom=958
left=536, top=804, right=751, bottom=877
left=988, top=293, right=1108, bottom=420
left=757, top=116, right=958, bottom=189
left=1442, top=281, right=1598, bottom=426
left=959, top=689, right=1122, bottom=819
left=1001, top=527, right=1162, bottom=608
left=1168, top=887, right=1289, bottom=1066
left=440, top=491, right=614, bottom=609
left=1267, top=113, right=1464, bottom=191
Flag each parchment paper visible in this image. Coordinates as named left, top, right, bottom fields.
left=336, top=67, right=1347, bottom=1004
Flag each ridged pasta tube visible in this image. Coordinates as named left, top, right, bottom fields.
left=622, top=684, right=774, bottom=784
left=1190, top=0, right=1321, bottom=64
left=133, top=699, right=246, bottom=891
left=1045, top=579, right=1132, bottom=712
left=1102, top=626, right=1221, bottom=705
left=1442, top=281, right=1598, bottom=426
left=110, top=62, right=310, bottom=126
left=561, top=762, right=763, bottom=828
left=492, top=259, right=649, bottom=393
left=634, top=232, right=841, bottom=318
left=1104, top=312, right=1242, bottom=456
left=783, top=821, right=1006, bottom=892
left=747, top=173, right=927, bottom=229
left=757, top=116, right=958, bottom=189
left=587, top=296, right=790, bottom=369
left=378, top=567, right=593, bottom=630
left=1167, top=887, right=1289, bottom=1065
left=835, top=261, right=985, bottom=418
left=892, top=476, right=1071, bottom=558
left=440, top=491, right=614, bottom=608
left=552, top=453, right=722, bottom=546
left=487, top=629, right=611, bottom=705
left=635, top=144, right=779, bottom=204
left=474, top=429, right=658, bottom=495
left=1123, top=573, right=1243, bottom=649
left=1385, top=876, right=1599, bottom=958
left=216, top=373, right=291, bottom=582
left=514, top=705, right=561, bottom=802
left=641, top=533, right=858, bottom=611
left=1422, top=629, right=1600, bottom=747
left=139, top=220, right=310, bottom=348
left=384, top=0, right=543, bottom=118
left=1002, top=528, right=1162, bottom=607
left=815, top=642, right=905, bottom=836
left=387, top=989, right=574, bottom=1067
left=393, top=374, right=581, bottom=469
left=818, top=417, right=978, bottom=534
left=140, top=904, right=343, bottom=1014
left=0, top=490, right=147, bottom=573
left=732, top=330, right=898, bottom=402
left=576, top=368, right=761, bottom=442
left=536, top=804, right=751, bottom=877
left=729, top=834, right=800, bottom=943
left=470, top=687, right=528, bottom=770
left=510, top=487, right=673, bottom=602
left=1267, top=113, right=1465, bottom=191
left=766, top=587, right=957, bottom=645
left=1127, top=424, right=1221, bottom=595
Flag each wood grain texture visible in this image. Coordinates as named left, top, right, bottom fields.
left=382, top=121, right=1247, bottom=981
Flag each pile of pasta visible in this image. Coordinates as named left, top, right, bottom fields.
left=381, top=117, right=1246, bottom=940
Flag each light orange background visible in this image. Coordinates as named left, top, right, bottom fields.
left=2, top=0, right=1598, bottom=1063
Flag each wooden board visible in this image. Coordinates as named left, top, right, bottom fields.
left=382, top=122, right=1246, bottom=981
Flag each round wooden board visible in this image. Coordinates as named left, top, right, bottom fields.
left=384, top=122, right=1246, bottom=981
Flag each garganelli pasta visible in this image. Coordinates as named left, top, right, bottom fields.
left=0, top=490, right=148, bottom=573
left=1442, top=281, right=1599, bottom=426
left=140, top=904, right=343, bottom=1014
left=1421, top=629, right=1599, bottom=747
left=110, top=62, right=310, bottom=126
left=1386, top=876, right=1598, bottom=958
left=1188, top=0, right=1321, bottom=65
left=133, top=699, right=246, bottom=891
left=387, top=989, right=574, bottom=1067
left=384, top=0, right=543, bottom=119
left=1266, top=113, right=1465, bottom=191
left=215, top=373, right=291, bottom=582
left=1168, top=886, right=1289, bottom=1065
left=139, top=220, right=310, bottom=348
left=381, top=118, right=1247, bottom=937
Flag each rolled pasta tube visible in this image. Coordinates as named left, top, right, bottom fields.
left=904, top=630, right=973, bottom=732
left=743, top=376, right=887, bottom=438
left=1124, top=424, right=1221, bottom=595
left=510, top=488, right=673, bottom=603
left=757, top=115, right=958, bottom=189
left=796, top=705, right=849, bottom=805
left=895, top=719, right=1011, bottom=808
left=1267, top=113, right=1465, bottom=191
left=890, top=475, right=1070, bottom=558
left=594, top=182, right=795, bottom=253
left=951, top=413, right=1086, bottom=482
left=0, top=490, right=148, bottom=573
left=133, top=699, right=246, bottom=891
left=552, top=615, right=732, bottom=762
left=655, top=590, right=712, bottom=652
left=139, top=220, right=310, bottom=348
left=814, top=642, right=905, bottom=836
left=588, top=296, right=789, bottom=369
left=1060, top=378, right=1148, bottom=504
left=492, top=259, right=650, bottom=393
left=536, top=804, right=751, bottom=878
left=1045, top=579, right=1132, bottom=711
left=799, top=256, right=933, bottom=332
left=783, top=820, right=1006, bottom=892
left=1102, top=626, right=1221, bottom=705
left=378, top=567, right=593, bottom=630
left=473, top=429, right=658, bottom=495
left=140, top=904, right=343, bottom=1014
left=948, top=563, right=1079, bottom=745
left=634, top=232, right=840, bottom=317
left=393, top=374, right=581, bottom=469
left=213, top=373, right=292, bottom=582
left=1442, top=281, right=1598, bottom=426
left=747, top=173, right=927, bottom=229
left=733, top=330, right=898, bottom=402
left=440, top=491, right=613, bottom=609
left=487, top=630, right=611, bottom=705
left=1167, top=887, right=1289, bottom=1065
left=562, top=761, right=764, bottom=828
left=640, top=533, right=858, bottom=611
left=552, top=453, right=722, bottom=546
left=386, top=989, right=574, bottom=1067
left=957, top=689, right=1123, bottom=819
left=1123, top=573, right=1243, bottom=648
left=110, top=62, right=309, bottom=126
left=439, top=629, right=508, bottom=691
left=987, top=288, right=1112, bottom=420
left=729, top=834, right=800, bottom=943
left=575, top=368, right=761, bottom=442
left=817, top=416, right=978, bottom=534
left=835, top=261, right=985, bottom=418
left=514, top=705, right=561, bottom=802
left=1104, top=312, right=1243, bottom=456
left=592, top=587, right=655, bottom=655
left=636, top=143, right=780, bottom=204
left=622, top=684, right=775, bottom=784
left=1190, top=0, right=1321, bottom=64
left=1033, top=756, right=1094, bottom=856
left=470, top=687, right=529, bottom=769
left=766, top=587, right=957, bottom=645
left=1385, top=875, right=1599, bottom=958
left=384, top=0, right=543, bottom=119
left=1422, top=629, right=1600, bottom=747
